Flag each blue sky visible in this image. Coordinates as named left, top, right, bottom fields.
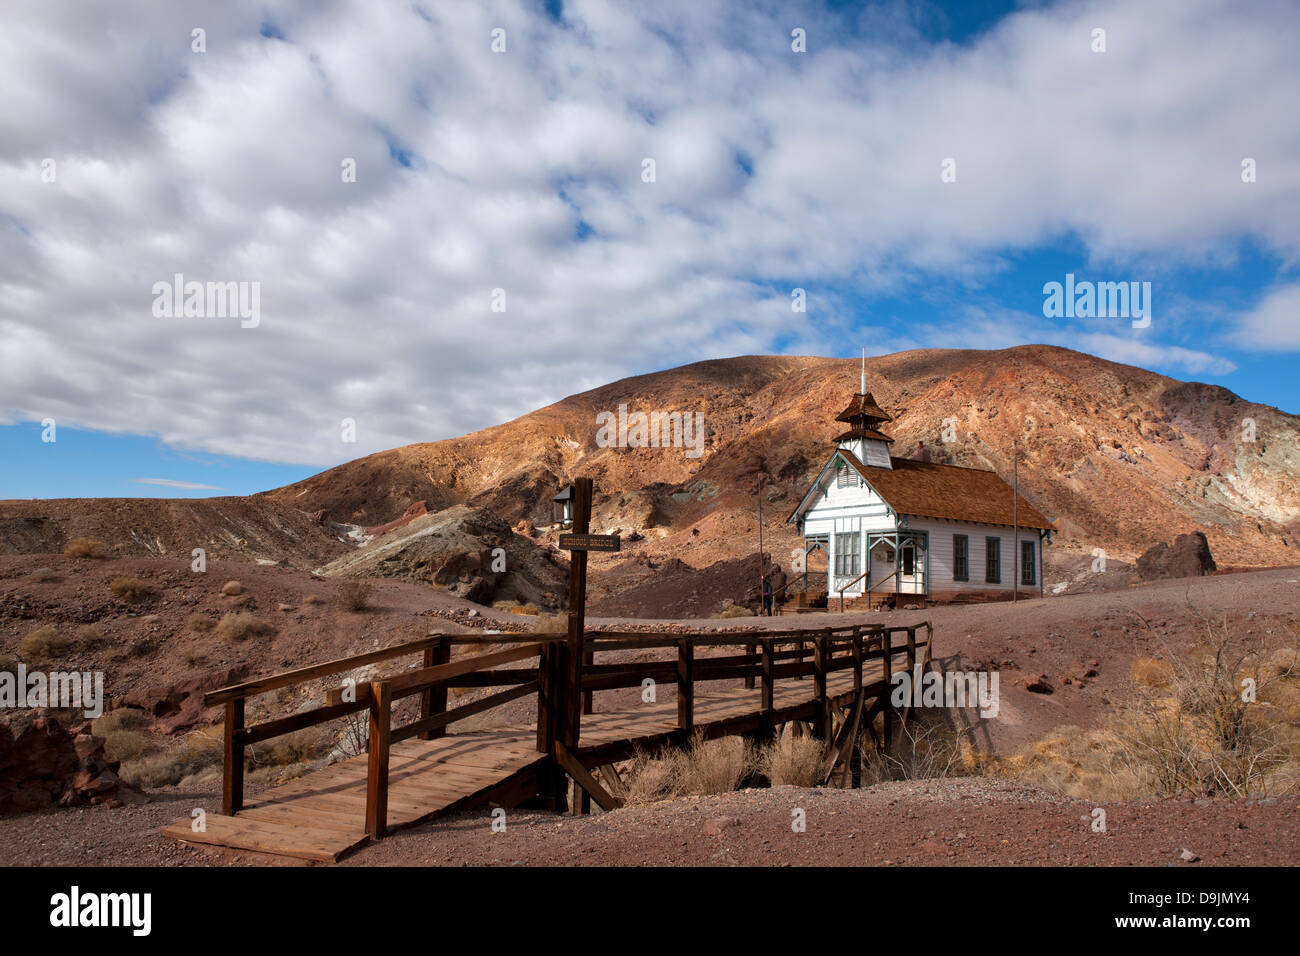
left=1, top=0, right=1297, bottom=500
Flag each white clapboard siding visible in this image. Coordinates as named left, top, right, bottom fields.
left=905, top=517, right=1043, bottom=594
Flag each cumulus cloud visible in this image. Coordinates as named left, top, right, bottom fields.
left=1233, top=284, right=1300, bottom=351
left=0, top=0, right=1294, bottom=465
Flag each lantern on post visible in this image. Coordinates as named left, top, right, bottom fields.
left=552, top=485, right=575, bottom=527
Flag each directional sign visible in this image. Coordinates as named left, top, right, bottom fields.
left=558, top=533, right=621, bottom=552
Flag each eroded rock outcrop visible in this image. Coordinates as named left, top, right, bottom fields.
left=0, top=713, right=148, bottom=815
left=319, top=504, right=567, bottom=608
left=1135, top=531, right=1217, bottom=581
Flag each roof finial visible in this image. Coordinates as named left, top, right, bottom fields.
left=860, top=346, right=866, bottom=395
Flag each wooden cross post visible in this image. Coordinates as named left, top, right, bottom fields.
left=564, top=477, right=593, bottom=752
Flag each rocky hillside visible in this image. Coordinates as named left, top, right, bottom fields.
left=2, top=346, right=1297, bottom=597
left=263, top=345, right=1299, bottom=572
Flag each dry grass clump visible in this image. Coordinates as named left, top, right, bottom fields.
left=63, top=537, right=107, bottom=558
left=719, top=604, right=755, bottom=618
left=508, top=603, right=540, bottom=616
left=1006, top=613, right=1300, bottom=800
left=1133, top=656, right=1174, bottom=687
left=0, top=653, right=18, bottom=676
left=530, top=611, right=568, bottom=633
left=761, top=732, right=830, bottom=786
left=220, top=580, right=244, bottom=596
left=186, top=613, right=215, bottom=633
left=28, top=567, right=60, bottom=584
left=215, top=611, right=276, bottom=643
left=93, top=708, right=151, bottom=736
left=103, top=730, right=152, bottom=762
left=109, top=575, right=150, bottom=603
left=248, top=726, right=333, bottom=770
left=625, top=734, right=754, bottom=805
left=303, top=593, right=326, bottom=606
left=18, top=626, right=72, bottom=663
left=121, top=732, right=223, bottom=789
left=340, top=581, right=373, bottom=612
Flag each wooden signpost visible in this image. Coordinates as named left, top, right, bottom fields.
left=558, top=532, right=621, bottom=552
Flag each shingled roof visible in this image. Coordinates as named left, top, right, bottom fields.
left=833, top=427, right=895, bottom=444
left=791, top=449, right=1054, bottom=531
left=834, top=392, right=894, bottom=424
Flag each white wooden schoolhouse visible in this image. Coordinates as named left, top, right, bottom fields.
left=787, top=373, right=1053, bottom=608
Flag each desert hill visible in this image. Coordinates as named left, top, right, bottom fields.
left=3, top=346, right=1298, bottom=598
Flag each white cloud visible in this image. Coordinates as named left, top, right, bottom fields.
left=131, top=478, right=225, bottom=491
left=0, top=0, right=1294, bottom=465
left=1233, top=283, right=1300, bottom=351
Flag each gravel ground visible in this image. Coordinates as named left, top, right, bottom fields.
left=2, top=778, right=1295, bottom=868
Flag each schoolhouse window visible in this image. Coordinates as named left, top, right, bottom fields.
left=985, top=537, right=1001, bottom=583
left=953, top=534, right=969, bottom=581
left=901, top=545, right=915, bottom=576
left=1021, top=539, right=1036, bottom=586
left=835, top=460, right=858, bottom=488
left=834, top=532, right=860, bottom=576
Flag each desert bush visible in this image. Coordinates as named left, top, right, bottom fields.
left=122, top=732, right=223, bottom=789
left=248, top=726, right=333, bottom=770
left=530, top=612, right=568, bottom=633
left=0, top=653, right=17, bottom=676
left=340, top=581, right=372, bottom=612
left=186, top=613, right=215, bottom=633
left=63, top=537, right=107, bottom=558
left=760, top=731, right=830, bottom=786
left=508, top=603, right=540, bottom=616
left=109, top=575, right=149, bottom=603
left=18, top=626, right=72, bottom=663
left=720, top=604, right=755, bottom=618
left=1133, top=656, right=1173, bottom=687
left=103, top=729, right=152, bottom=762
left=220, top=580, right=244, bottom=596
left=215, top=611, right=276, bottom=643
left=303, top=593, right=325, bottom=606
left=28, top=567, right=60, bottom=583
left=93, top=708, right=151, bottom=736
left=625, top=734, right=755, bottom=805
left=1006, top=614, right=1300, bottom=800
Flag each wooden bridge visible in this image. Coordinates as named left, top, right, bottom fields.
left=164, top=621, right=933, bottom=862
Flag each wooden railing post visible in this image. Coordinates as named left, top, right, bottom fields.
left=222, top=698, right=244, bottom=816
left=744, top=640, right=756, bottom=689
left=760, top=639, right=775, bottom=742
left=420, top=637, right=451, bottom=740
left=536, top=641, right=554, bottom=754
left=852, top=626, right=863, bottom=697
left=880, top=630, right=893, bottom=747
left=365, top=680, right=391, bottom=839
left=813, top=631, right=830, bottom=740
left=677, top=638, right=694, bottom=736
left=906, top=625, right=917, bottom=677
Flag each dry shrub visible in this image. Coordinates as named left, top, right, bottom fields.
left=110, top=575, right=149, bottom=603
left=303, top=593, right=325, bottom=606
left=248, top=726, right=332, bottom=770
left=93, top=708, right=151, bottom=736
left=75, top=624, right=104, bottom=648
left=216, top=611, right=276, bottom=643
left=340, top=581, right=372, bottom=612
left=220, top=580, right=244, bottom=596
left=103, top=730, right=152, bottom=762
left=625, top=734, right=754, bottom=805
left=122, top=732, right=223, bottom=789
left=63, top=537, right=107, bottom=558
left=29, top=567, right=60, bottom=583
left=720, top=604, right=755, bottom=618
left=531, top=611, right=568, bottom=633
left=857, top=711, right=973, bottom=786
left=1007, top=613, right=1300, bottom=800
left=18, top=626, right=71, bottom=663
left=0, top=653, right=18, bottom=676
left=186, top=613, right=214, bottom=633
left=508, top=603, right=540, bottom=616
left=761, top=731, right=829, bottom=786
left=1134, top=656, right=1173, bottom=687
